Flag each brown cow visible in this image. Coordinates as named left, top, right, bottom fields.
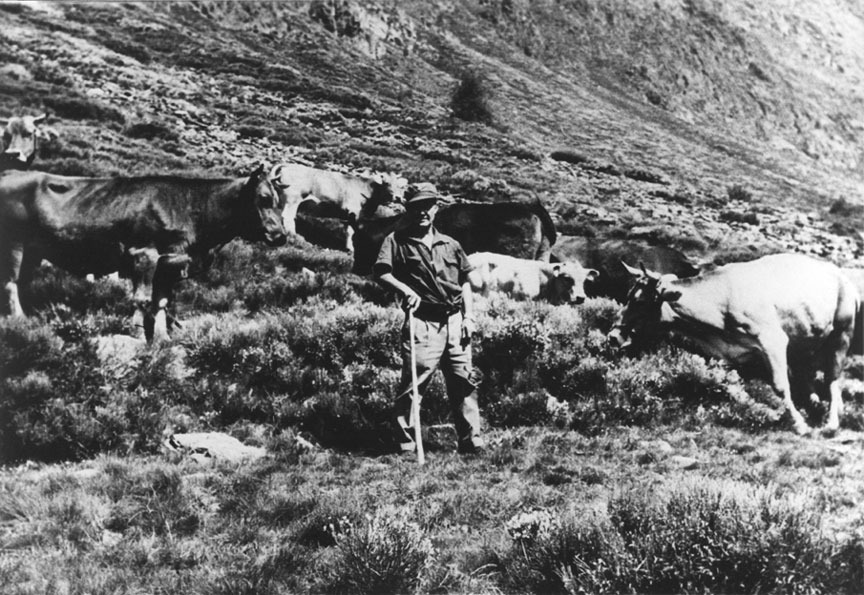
left=0, top=165, right=287, bottom=337
left=553, top=236, right=700, bottom=302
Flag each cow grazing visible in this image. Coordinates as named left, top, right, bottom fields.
left=271, top=163, right=406, bottom=248
left=467, top=252, right=598, bottom=305
left=351, top=200, right=557, bottom=275
left=608, top=253, right=861, bottom=435
left=1, top=114, right=55, bottom=171
left=0, top=164, right=287, bottom=333
left=553, top=236, right=700, bottom=302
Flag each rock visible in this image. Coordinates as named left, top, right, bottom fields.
left=94, top=334, right=146, bottom=379
left=164, top=432, right=267, bottom=463
left=669, top=455, right=699, bottom=470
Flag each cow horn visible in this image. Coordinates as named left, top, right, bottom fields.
left=621, top=261, right=643, bottom=277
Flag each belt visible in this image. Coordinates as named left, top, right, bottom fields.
left=413, top=301, right=461, bottom=322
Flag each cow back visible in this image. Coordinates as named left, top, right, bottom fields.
left=555, top=236, right=699, bottom=302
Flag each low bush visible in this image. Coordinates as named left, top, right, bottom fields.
left=503, top=479, right=850, bottom=594
left=125, top=120, right=179, bottom=141
left=44, top=95, right=125, bottom=123
left=727, top=184, right=754, bottom=202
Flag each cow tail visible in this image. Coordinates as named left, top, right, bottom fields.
left=530, top=199, right=557, bottom=261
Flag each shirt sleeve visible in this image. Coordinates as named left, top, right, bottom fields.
left=373, top=233, right=396, bottom=278
left=455, top=243, right=473, bottom=285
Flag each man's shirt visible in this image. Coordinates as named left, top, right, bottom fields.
left=374, top=226, right=472, bottom=307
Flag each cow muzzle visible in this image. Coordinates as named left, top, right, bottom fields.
left=265, top=231, right=288, bottom=247
left=607, top=327, right=631, bottom=351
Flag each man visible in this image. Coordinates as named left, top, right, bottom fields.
left=374, top=182, right=484, bottom=456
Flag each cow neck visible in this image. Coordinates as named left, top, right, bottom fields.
left=198, top=176, right=247, bottom=251
left=661, top=281, right=728, bottom=330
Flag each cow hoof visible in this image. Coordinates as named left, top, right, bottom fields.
left=793, top=422, right=812, bottom=437
left=820, top=426, right=839, bottom=439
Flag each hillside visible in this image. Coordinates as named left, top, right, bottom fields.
left=2, top=0, right=864, bottom=262
left=5, top=3, right=864, bottom=592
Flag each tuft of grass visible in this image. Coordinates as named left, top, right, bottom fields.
left=322, top=509, right=435, bottom=595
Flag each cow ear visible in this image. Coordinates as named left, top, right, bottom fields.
left=552, top=263, right=561, bottom=277
left=33, top=114, right=47, bottom=124
left=658, top=275, right=681, bottom=301
left=586, top=268, right=599, bottom=281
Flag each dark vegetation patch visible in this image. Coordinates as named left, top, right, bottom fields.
left=44, top=95, right=126, bottom=124
left=451, top=70, right=495, bottom=125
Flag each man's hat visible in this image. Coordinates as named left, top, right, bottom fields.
left=404, top=182, right=441, bottom=206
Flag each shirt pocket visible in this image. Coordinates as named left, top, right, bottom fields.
left=439, top=254, right=462, bottom=281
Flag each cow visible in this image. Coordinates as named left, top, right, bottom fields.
left=1, top=114, right=55, bottom=171
left=467, top=252, right=598, bottom=305
left=271, top=163, right=407, bottom=248
left=607, top=253, right=861, bottom=435
left=0, top=164, right=287, bottom=336
left=351, top=200, right=557, bottom=275
left=553, top=236, right=700, bottom=302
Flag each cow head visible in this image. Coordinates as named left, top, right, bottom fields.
left=1, top=114, right=52, bottom=170
left=241, top=163, right=288, bottom=247
left=365, top=171, right=408, bottom=215
left=608, top=262, right=681, bottom=352
left=548, top=262, right=599, bottom=305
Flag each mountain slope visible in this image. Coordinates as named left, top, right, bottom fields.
left=1, top=0, right=862, bottom=262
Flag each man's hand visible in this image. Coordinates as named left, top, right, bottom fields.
left=402, top=288, right=421, bottom=312
left=461, top=316, right=475, bottom=346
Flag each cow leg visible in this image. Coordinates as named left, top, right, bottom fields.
left=16, top=247, right=45, bottom=315
left=1, top=241, right=25, bottom=317
left=761, top=331, right=810, bottom=435
left=822, top=332, right=852, bottom=433
left=282, top=192, right=316, bottom=237
left=344, top=223, right=354, bottom=253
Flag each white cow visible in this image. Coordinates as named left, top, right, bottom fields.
left=609, top=254, right=862, bottom=435
left=467, top=252, right=598, bottom=304
left=271, top=163, right=406, bottom=249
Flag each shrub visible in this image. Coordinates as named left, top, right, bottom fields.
left=451, top=70, right=495, bottom=124
left=44, top=95, right=125, bottom=123
left=124, top=120, right=179, bottom=141
left=726, top=184, right=753, bottom=202
left=503, top=479, right=844, bottom=594
left=324, top=509, right=435, bottom=595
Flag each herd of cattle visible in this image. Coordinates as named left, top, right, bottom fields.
left=3, top=114, right=864, bottom=435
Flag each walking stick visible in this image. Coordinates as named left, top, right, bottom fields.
left=408, top=309, right=425, bottom=465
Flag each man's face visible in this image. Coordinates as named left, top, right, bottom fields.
left=406, top=200, right=438, bottom=229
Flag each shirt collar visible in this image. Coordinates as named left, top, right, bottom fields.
left=396, top=225, right=448, bottom=246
